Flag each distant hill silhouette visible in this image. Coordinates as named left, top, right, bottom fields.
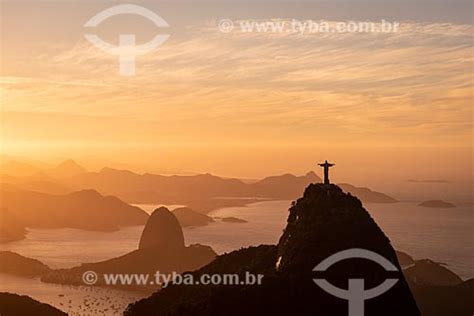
left=0, top=160, right=42, bottom=177
left=172, top=207, right=214, bottom=227
left=404, top=259, right=463, bottom=287
left=0, top=174, right=70, bottom=195
left=0, top=251, right=51, bottom=277
left=61, top=168, right=390, bottom=210
left=0, top=159, right=86, bottom=194
left=338, top=183, right=398, bottom=203
left=125, top=184, right=419, bottom=316
left=418, top=200, right=455, bottom=208
left=0, top=208, right=26, bottom=243
left=0, top=189, right=148, bottom=231
left=42, top=207, right=216, bottom=291
left=249, top=171, right=320, bottom=198
left=221, top=216, right=247, bottom=223
left=2, top=162, right=399, bottom=212
left=0, top=292, right=67, bottom=316
left=1, top=159, right=86, bottom=179
left=62, top=168, right=321, bottom=203
left=43, top=159, right=87, bottom=178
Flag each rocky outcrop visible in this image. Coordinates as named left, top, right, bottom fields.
left=0, top=251, right=51, bottom=277
left=0, top=292, right=67, bottom=316
left=125, top=184, right=419, bottom=316
left=139, top=207, right=185, bottom=250
left=172, top=207, right=214, bottom=227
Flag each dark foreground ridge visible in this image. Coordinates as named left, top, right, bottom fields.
left=125, top=183, right=420, bottom=316
left=0, top=292, right=67, bottom=316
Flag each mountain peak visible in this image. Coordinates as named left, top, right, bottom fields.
left=138, top=207, right=185, bottom=250
left=58, top=159, right=79, bottom=166
left=274, top=183, right=419, bottom=315
left=46, top=159, right=86, bottom=178
left=304, top=170, right=319, bottom=179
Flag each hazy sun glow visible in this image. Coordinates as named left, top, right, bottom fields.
left=0, top=1, right=472, bottom=187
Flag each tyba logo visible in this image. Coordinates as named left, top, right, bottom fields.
left=84, top=4, right=170, bottom=76
left=313, top=248, right=399, bottom=316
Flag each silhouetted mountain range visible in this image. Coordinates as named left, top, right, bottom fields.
left=44, top=159, right=87, bottom=178
left=0, top=189, right=148, bottom=232
left=0, top=159, right=85, bottom=179
left=2, top=159, right=399, bottom=212
left=0, top=159, right=84, bottom=195
left=64, top=168, right=321, bottom=202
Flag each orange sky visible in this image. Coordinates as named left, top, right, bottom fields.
left=0, top=1, right=472, bottom=186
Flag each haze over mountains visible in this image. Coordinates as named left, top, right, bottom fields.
left=0, top=159, right=84, bottom=195
left=1, top=159, right=397, bottom=206
left=0, top=158, right=401, bottom=242
left=1, top=158, right=399, bottom=247
left=0, top=189, right=148, bottom=232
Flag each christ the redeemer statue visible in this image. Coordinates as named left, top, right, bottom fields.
left=318, top=160, right=335, bottom=184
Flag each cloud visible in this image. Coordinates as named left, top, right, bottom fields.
left=1, top=20, right=472, bottom=145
